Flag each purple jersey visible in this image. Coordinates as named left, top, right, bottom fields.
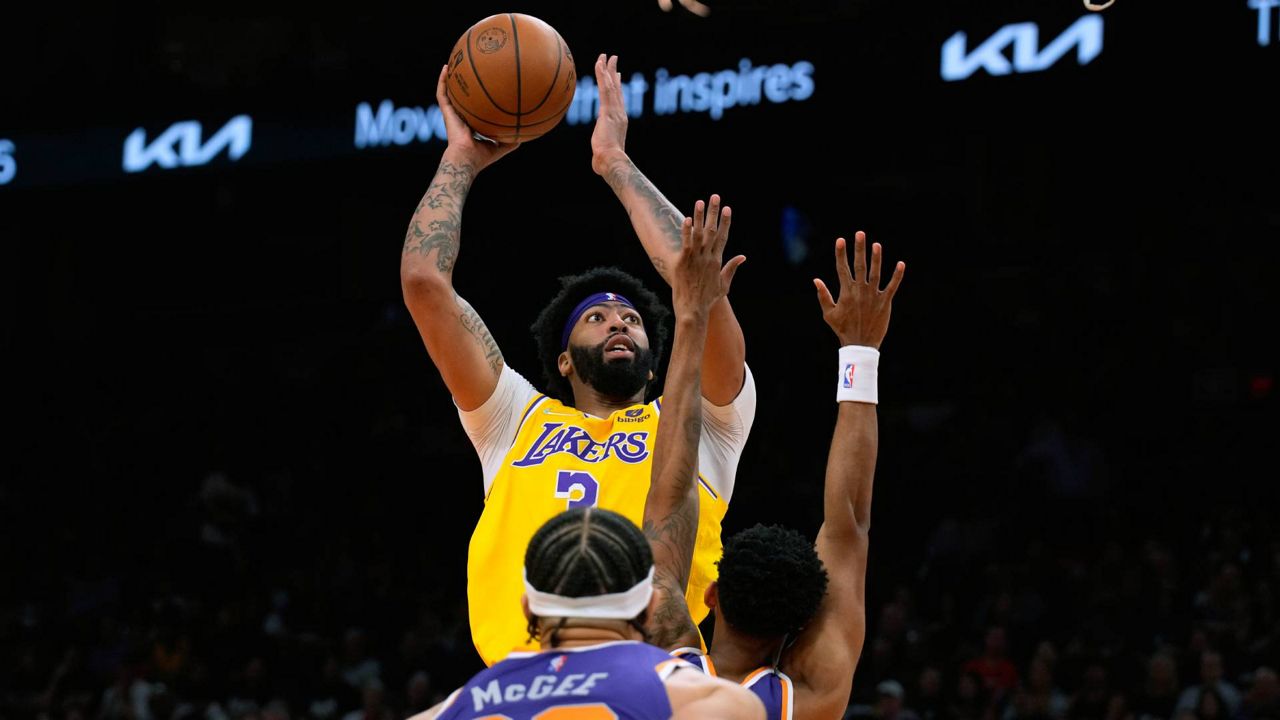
left=437, top=641, right=684, bottom=720
left=672, top=647, right=794, bottom=720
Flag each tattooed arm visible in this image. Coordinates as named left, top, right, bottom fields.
left=590, top=54, right=747, bottom=406
left=401, top=64, right=520, bottom=410
left=644, top=197, right=746, bottom=650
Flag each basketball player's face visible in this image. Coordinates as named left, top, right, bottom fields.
left=570, top=302, right=649, bottom=358
left=565, top=302, right=654, bottom=398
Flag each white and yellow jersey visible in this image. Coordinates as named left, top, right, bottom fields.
left=458, top=365, right=756, bottom=666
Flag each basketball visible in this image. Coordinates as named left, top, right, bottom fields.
left=445, top=13, right=577, bottom=144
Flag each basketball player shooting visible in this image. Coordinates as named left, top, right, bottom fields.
left=400, top=56, right=755, bottom=667
left=407, top=184, right=755, bottom=720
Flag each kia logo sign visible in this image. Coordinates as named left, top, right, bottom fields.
left=941, top=15, right=1103, bottom=82
left=123, top=115, right=253, bottom=173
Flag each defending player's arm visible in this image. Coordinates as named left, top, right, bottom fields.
left=786, top=233, right=906, bottom=719
left=644, top=198, right=744, bottom=650
left=666, top=667, right=767, bottom=720
left=590, top=54, right=747, bottom=406
left=400, top=65, right=522, bottom=411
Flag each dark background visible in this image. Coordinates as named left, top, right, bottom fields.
left=3, top=1, right=1278, bottom=719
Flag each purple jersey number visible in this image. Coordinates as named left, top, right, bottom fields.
left=555, top=470, right=599, bottom=510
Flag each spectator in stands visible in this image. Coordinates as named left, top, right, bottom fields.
left=1005, top=656, right=1069, bottom=720
left=1130, top=652, right=1181, bottom=720
left=878, top=680, right=923, bottom=720
left=965, top=627, right=1020, bottom=699
left=1178, top=652, right=1242, bottom=716
left=1235, top=668, right=1278, bottom=720
left=916, top=666, right=954, bottom=720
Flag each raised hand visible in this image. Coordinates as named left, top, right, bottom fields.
left=645, top=192, right=741, bottom=651
left=591, top=54, right=630, bottom=177
left=672, top=194, right=746, bottom=320
left=813, top=232, right=905, bottom=348
left=435, top=65, right=520, bottom=172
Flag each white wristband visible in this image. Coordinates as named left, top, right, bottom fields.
left=837, top=345, right=880, bottom=404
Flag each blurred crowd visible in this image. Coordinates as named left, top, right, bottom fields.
left=4, top=460, right=1276, bottom=720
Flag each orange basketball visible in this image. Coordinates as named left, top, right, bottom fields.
left=445, top=13, right=577, bottom=144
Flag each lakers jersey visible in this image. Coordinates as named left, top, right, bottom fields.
left=673, top=648, right=794, bottom=720
left=435, top=641, right=686, bottom=720
left=458, top=365, right=756, bottom=667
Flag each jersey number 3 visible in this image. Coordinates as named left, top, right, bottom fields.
left=555, top=470, right=600, bottom=510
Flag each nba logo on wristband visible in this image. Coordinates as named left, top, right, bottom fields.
left=837, top=345, right=880, bottom=404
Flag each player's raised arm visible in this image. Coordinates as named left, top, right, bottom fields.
left=786, top=233, right=905, bottom=719
left=590, top=54, right=747, bottom=405
left=644, top=197, right=744, bottom=650
left=400, top=65, right=522, bottom=411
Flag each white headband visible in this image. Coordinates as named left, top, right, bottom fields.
left=523, top=566, right=656, bottom=619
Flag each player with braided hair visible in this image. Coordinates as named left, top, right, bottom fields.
left=521, top=505, right=657, bottom=646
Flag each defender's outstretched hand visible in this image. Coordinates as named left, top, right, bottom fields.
left=814, top=232, right=905, bottom=349
left=672, top=195, right=745, bottom=318
left=644, top=193, right=742, bottom=652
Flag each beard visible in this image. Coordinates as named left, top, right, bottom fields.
left=569, top=339, right=655, bottom=401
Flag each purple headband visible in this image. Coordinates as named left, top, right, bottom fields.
left=561, top=292, right=635, bottom=350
